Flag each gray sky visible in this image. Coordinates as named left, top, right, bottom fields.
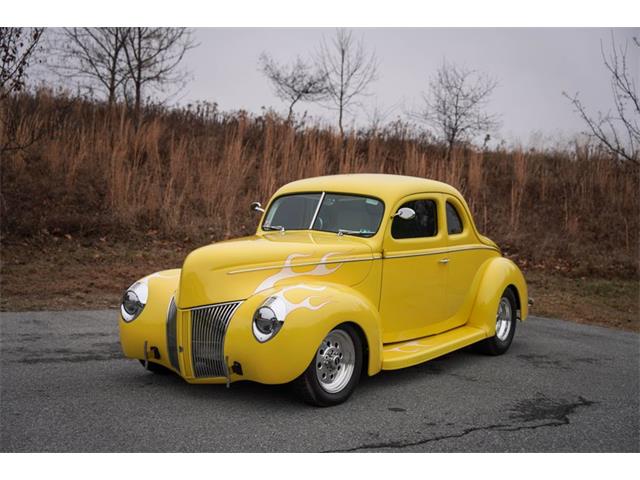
left=180, top=28, right=639, bottom=146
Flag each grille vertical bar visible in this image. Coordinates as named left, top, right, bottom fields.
left=166, top=296, right=180, bottom=373
left=190, top=301, right=241, bottom=378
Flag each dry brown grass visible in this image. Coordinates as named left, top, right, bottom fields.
left=1, top=90, right=639, bottom=279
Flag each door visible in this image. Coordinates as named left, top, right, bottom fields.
left=379, top=194, right=449, bottom=343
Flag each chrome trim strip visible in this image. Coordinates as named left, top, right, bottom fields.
left=226, top=245, right=497, bottom=274
left=227, top=255, right=379, bottom=275
left=383, top=245, right=499, bottom=260
left=309, top=191, right=325, bottom=229
left=165, top=296, right=180, bottom=373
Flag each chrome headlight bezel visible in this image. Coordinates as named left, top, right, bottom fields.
left=120, top=280, right=148, bottom=322
left=252, top=296, right=286, bottom=343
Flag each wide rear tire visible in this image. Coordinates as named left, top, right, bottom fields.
left=475, top=288, right=517, bottom=355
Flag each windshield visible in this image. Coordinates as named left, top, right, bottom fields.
left=263, top=192, right=385, bottom=237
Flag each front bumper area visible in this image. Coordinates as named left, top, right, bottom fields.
left=120, top=291, right=324, bottom=386
left=120, top=301, right=240, bottom=385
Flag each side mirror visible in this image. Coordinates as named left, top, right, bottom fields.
left=394, top=207, right=416, bottom=220
left=250, top=201, right=265, bottom=213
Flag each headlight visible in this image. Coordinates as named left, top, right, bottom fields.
left=252, top=297, right=285, bottom=343
left=120, top=281, right=148, bottom=322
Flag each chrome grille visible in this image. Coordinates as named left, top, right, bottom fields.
left=166, top=296, right=180, bottom=372
left=190, top=301, right=241, bottom=378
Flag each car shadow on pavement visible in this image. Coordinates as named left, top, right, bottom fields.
left=117, top=345, right=495, bottom=409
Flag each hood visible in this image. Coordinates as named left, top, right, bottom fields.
left=177, top=231, right=376, bottom=309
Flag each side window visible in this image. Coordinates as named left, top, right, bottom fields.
left=446, top=202, right=464, bottom=235
left=391, top=199, right=438, bottom=239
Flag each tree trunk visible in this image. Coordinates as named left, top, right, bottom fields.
left=338, top=45, right=345, bottom=138
left=134, top=28, right=142, bottom=123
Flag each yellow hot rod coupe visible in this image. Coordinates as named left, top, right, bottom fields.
left=119, top=174, right=529, bottom=406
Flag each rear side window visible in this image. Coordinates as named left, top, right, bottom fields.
left=391, top=199, right=438, bottom=239
left=446, top=202, right=464, bottom=235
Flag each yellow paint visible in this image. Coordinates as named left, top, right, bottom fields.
left=382, top=325, right=486, bottom=370
left=177, top=231, right=375, bottom=309
left=118, top=269, right=179, bottom=361
left=119, top=174, right=529, bottom=385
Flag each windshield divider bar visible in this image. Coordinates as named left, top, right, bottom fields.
left=309, top=192, right=325, bottom=229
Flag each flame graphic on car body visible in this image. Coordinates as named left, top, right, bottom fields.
left=384, top=341, right=427, bottom=354
left=253, top=252, right=343, bottom=293
left=269, top=284, right=331, bottom=320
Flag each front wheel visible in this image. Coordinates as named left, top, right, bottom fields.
left=476, top=288, right=517, bottom=355
left=294, top=324, right=363, bottom=407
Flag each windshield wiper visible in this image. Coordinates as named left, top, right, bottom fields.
left=264, top=225, right=285, bottom=232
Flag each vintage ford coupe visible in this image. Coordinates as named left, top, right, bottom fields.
left=119, top=174, right=529, bottom=406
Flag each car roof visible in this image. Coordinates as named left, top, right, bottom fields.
left=275, top=173, right=462, bottom=205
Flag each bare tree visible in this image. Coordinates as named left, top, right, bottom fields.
left=259, top=53, right=328, bottom=121
left=418, top=61, right=499, bottom=160
left=1, top=28, right=44, bottom=155
left=315, top=29, right=378, bottom=137
left=49, top=28, right=129, bottom=106
left=121, top=27, right=197, bottom=118
left=0, top=27, right=44, bottom=100
left=564, top=34, right=639, bottom=165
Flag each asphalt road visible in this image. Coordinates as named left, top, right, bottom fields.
left=1, top=310, right=638, bottom=452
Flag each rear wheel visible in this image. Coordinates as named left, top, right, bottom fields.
left=294, top=324, right=363, bottom=407
left=476, top=288, right=517, bottom=355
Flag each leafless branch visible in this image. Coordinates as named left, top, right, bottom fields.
left=0, top=27, right=44, bottom=100
left=48, top=28, right=129, bottom=106
left=315, top=28, right=378, bottom=137
left=0, top=27, right=45, bottom=155
left=121, top=27, right=197, bottom=119
left=564, top=32, right=639, bottom=165
left=415, top=60, right=499, bottom=160
left=259, top=53, right=328, bottom=121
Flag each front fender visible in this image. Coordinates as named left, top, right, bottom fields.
left=224, top=282, right=383, bottom=385
left=467, top=257, right=528, bottom=335
left=119, top=269, right=180, bottom=367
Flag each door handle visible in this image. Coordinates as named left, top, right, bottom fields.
left=439, top=258, right=450, bottom=264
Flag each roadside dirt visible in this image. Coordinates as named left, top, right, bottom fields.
left=1, top=238, right=638, bottom=332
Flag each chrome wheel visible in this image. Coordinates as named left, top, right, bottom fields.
left=495, top=297, right=512, bottom=341
left=315, top=329, right=355, bottom=394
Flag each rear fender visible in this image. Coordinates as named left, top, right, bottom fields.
left=467, top=257, right=528, bottom=335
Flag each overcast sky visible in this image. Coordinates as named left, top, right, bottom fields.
left=179, top=28, right=639, bottom=146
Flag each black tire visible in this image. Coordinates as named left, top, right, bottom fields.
left=475, top=288, right=517, bottom=356
left=139, top=359, right=170, bottom=374
left=293, top=324, right=363, bottom=407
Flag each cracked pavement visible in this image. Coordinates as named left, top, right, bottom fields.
left=1, top=311, right=638, bottom=452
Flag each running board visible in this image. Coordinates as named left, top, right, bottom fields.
left=382, top=326, right=487, bottom=370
